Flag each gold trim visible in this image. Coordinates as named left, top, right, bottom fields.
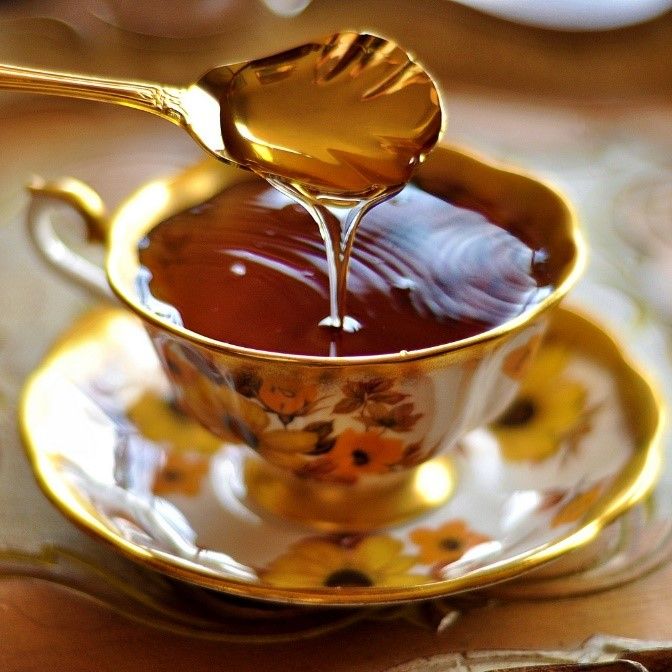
left=28, top=175, right=109, bottom=242
left=101, top=143, right=586, bottom=365
left=19, top=305, right=663, bottom=606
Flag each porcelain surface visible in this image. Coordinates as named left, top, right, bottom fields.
left=20, top=305, right=663, bottom=605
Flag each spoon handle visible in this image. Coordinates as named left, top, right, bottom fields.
left=0, top=63, right=185, bottom=123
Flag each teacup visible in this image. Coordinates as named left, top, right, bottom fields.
left=25, top=146, right=585, bottom=530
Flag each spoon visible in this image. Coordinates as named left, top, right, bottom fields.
left=0, top=32, right=443, bottom=199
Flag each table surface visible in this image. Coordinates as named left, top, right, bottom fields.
left=2, top=2, right=672, bottom=671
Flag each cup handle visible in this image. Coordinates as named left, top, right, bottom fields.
left=26, top=176, right=116, bottom=301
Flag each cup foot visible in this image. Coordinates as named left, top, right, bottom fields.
left=238, top=452, right=457, bottom=532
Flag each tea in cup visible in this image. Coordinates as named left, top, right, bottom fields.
left=26, top=145, right=584, bottom=530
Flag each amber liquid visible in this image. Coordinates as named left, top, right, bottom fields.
left=138, top=181, right=551, bottom=357
left=219, top=32, right=443, bottom=329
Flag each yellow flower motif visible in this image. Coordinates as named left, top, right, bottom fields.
left=180, top=376, right=270, bottom=444
left=158, top=341, right=269, bottom=444
left=491, top=346, right=587, bottom=462
left=152, top=451, right=209, bottom=497
left=551, top=485, right=602, bottom=527
left=522, top=343, right=572, bottom=389
left=410, top=520, right=491, bottom=565
left=127, top=392, right=222, bottom=454
left=320, top=429, right=405, bottom=481
left=261, top=536, right=424, bottom=588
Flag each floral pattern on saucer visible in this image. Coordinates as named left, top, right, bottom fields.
left=20, top=306, right=662, bottom=603
left=260, top=535, right=424, bottom=589
left=490, top=345, right=595, bottom=462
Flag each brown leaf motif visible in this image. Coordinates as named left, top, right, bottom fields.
left=368, top=392, right=409, bottom=405
left=303, top=420, right=336, bottom=455
left=361, top=401, right=422, bottom=433
left=332, top=377, right=421, bottom=435
left=400, top=440, right=439, bottom=468
left=333, top=378, right=395, bottom=414
left=333, top=396, right=365, bottom=414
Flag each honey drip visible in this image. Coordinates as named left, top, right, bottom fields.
left=220, top=32, right=443, bottom=330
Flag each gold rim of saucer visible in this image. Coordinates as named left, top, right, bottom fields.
left=19, top=305, right=663, bottom=606
left=99, top=142, right=587, bottom=366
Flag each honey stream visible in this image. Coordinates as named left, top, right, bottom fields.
left=219, top=32, right=443, bottom=334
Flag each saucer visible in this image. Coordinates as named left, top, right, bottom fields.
left=20, top=306, right=663, bottom=606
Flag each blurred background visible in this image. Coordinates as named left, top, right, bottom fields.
left=0, top=0, right=671, bottom=650
left=2, top=0, right=672, bottom=95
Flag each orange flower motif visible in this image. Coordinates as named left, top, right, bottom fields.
left=258, top=375, right=319, bottom=422
left=551, top=485, right=602, bottom=527
left=410, top=519, right=491, bottom=565
left=152, top=451, right=209, bottom=496
left=319, top=429, right=405, bottom=481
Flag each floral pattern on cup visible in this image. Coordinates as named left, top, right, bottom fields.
left=240, top=372, right=429, bottom=483
left=115, top=320, right=635, bottom=590
left=153, top=337, right=443, bottom=484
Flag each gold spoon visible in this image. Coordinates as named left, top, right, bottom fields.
left=0, top=32, right=443, bottom=199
